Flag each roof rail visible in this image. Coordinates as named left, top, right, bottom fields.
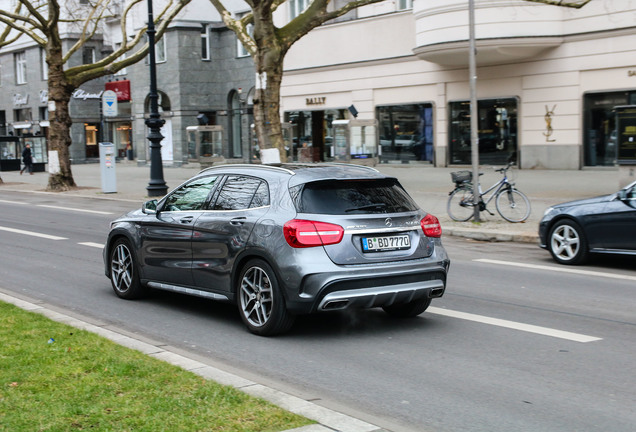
left=198, top=164, right=295, bottom=175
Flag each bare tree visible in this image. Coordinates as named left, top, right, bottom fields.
left=0, top=0, right=191, bottom=190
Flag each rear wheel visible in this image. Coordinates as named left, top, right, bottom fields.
left=495, top=188, right=531, bottom=222
left=110, top=238, right=144, bottom=299
left=447, top=187, right=475, bottom=221
left=548, top=220, right=588, bottom=265
left=383, top=298, right=432, bottom=318
left=237, top=259, right=295, bottom=336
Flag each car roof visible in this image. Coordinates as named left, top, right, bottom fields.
left=198, top=163, right=392, bottom=187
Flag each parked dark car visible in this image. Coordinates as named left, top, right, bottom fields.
left=104, top=163, right=450, bottom=335
left=539, top=180, right=636, bottom=264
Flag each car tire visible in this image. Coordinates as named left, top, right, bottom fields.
left=237, top=259, right=295, bottom=336
left=110, top=238, right=145, bottom=299
left=382, top=297, right=432, bottom=318
left=548, top=220, right=589, bottom=265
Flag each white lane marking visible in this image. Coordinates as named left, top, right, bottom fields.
left=79, top=242, right=104, bottom=249
left=37, top=204, right=113, bottom=215
left=0, top=199, right=28, bottom=205
left=0, top=226, right=67, bottom=241
left=428, top=307, right=602, bottom=343
left=475, top=258, right=636, bottom=282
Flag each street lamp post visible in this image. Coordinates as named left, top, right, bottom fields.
left=469, top=0, right=480, bottom=222
left=145, top=0, right=168, bottom=197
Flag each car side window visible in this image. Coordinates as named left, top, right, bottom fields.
left=211, top=176, right=269, bottom=210
left=163, top=176, right=218, bottom=211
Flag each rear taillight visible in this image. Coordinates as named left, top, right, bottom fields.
left=284, top=219, right=344, bottom=248
left=421, top=214, right=442, bottom=238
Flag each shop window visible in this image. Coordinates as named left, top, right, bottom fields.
left=85, top=123, right=99, bottom=158
left=15, top=51, right=27, bottom=84
left=376, top=104, right=434, bottom=164
left=448, top=98, right=518, bottom=166
left=583, top=91, right=636, bottom=167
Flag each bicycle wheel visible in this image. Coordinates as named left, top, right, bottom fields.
left=447, top=187, right=476, bottom=221
left=495, top=188, right=530, bottom=222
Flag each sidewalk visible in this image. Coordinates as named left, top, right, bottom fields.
left=0, top=161, right=621, bottom=244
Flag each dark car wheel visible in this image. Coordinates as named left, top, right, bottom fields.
left=110, top=238, right=144, bottom=299
left=383, top=297, right=432, bottom=318
left=548, top=220, right=589, bottom=265
left=237, top=259, right=295, bottom=336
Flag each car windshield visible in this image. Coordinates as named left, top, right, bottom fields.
left=292, top=178, right=418, bottom=215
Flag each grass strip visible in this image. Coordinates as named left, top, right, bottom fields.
left=0, top=301, right=313, bottom=431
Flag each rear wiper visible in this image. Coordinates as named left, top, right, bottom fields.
left=345, top=203, right=387, bottom=213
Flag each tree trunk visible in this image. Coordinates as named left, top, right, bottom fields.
left=47, top=90, right=76, bottom=191
left=46, top=42, right=76, bottom=191
left=253, top=58, right=286, bottom=162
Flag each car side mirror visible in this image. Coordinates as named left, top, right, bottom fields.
left=142, top=199, right=159, bottom=215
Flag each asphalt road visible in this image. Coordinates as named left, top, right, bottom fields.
left=1, top=190, right=635, bottom=432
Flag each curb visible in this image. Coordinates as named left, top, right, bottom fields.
left=444, top=227, right=539, bottom=244
left=0, top=290, right=387, bottom=432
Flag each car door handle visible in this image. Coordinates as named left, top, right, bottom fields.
left=230, top=217, right=246, bottom=225
left=180, top=216, right=194, bottom=224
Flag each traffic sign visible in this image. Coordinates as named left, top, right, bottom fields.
left=102, top=90, right=118, bottom=117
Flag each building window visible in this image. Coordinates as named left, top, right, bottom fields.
left=114, top=43, right=127, bottom=76
left=201, top=25, right=210, bottom=60
left=15, top=51, right=27, bottom=84
left=448, top=98, right=518, bottom=165
left=156, top=35, right=167, bottom=63
left=40, top=48, right=48, bottom=81
left=0, top=63, right=2, bottom=86
left=290, top=0, right=309, bottom=19
left=377, top=104, right=434, bottom=164
left=396, top=0, right=413, bottom=11
left=236, top=13, right=254, bottom=58
left=82, top=47, right=95, bottom=65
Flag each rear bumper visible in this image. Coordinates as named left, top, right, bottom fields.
left=283, top=257, right=449, bottom=314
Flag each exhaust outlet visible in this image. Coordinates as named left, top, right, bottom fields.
left=429, top=288, right=445, bottom=298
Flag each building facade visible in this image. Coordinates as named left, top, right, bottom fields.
left=279, top=0, right=636, bottom=169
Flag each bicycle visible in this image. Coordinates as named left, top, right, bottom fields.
left=447, top=162, right=531, bottom=223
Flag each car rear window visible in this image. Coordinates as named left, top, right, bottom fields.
left=291, top=179, right=418, bottom=215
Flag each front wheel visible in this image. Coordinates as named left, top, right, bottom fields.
left=447, top=187, right=476, bottom=222
left=548, top=220, right=588, bottom=265
left=495, top=188, right=531, bottom=222
left=110, top=238, right=144, bottom=299
left=237, top=259, right=295, bottom=336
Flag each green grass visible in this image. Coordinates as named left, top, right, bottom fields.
left=0, top=301, right=313, bottom=431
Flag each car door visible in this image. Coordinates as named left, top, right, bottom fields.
left=139, top=175, right=219, bottom=286
left=599, top=185, right=636, bottom=251
left=191, top=175, right=270, bottom=292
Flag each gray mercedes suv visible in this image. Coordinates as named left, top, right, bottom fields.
left=104, top=163, right=450, bottom=335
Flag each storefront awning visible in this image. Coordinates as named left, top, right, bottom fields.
left=39, top=121, right=50, bottom=127
left=12, top=122, right=33, bottom=129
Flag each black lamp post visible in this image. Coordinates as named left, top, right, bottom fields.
left=145, top=0, right=168, bottom=197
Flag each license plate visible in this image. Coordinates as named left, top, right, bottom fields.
left=362, top=234, right=410, bottom=252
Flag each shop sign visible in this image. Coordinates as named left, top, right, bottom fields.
left=102, top=90, right=118, bottom=117
left=105, top=79, right=131, bottom=101
left=306, top=97, right=326, bottom=106
left=13, top=93, right=29, bottom=106
left=73, top=89, right=104, bottom=100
